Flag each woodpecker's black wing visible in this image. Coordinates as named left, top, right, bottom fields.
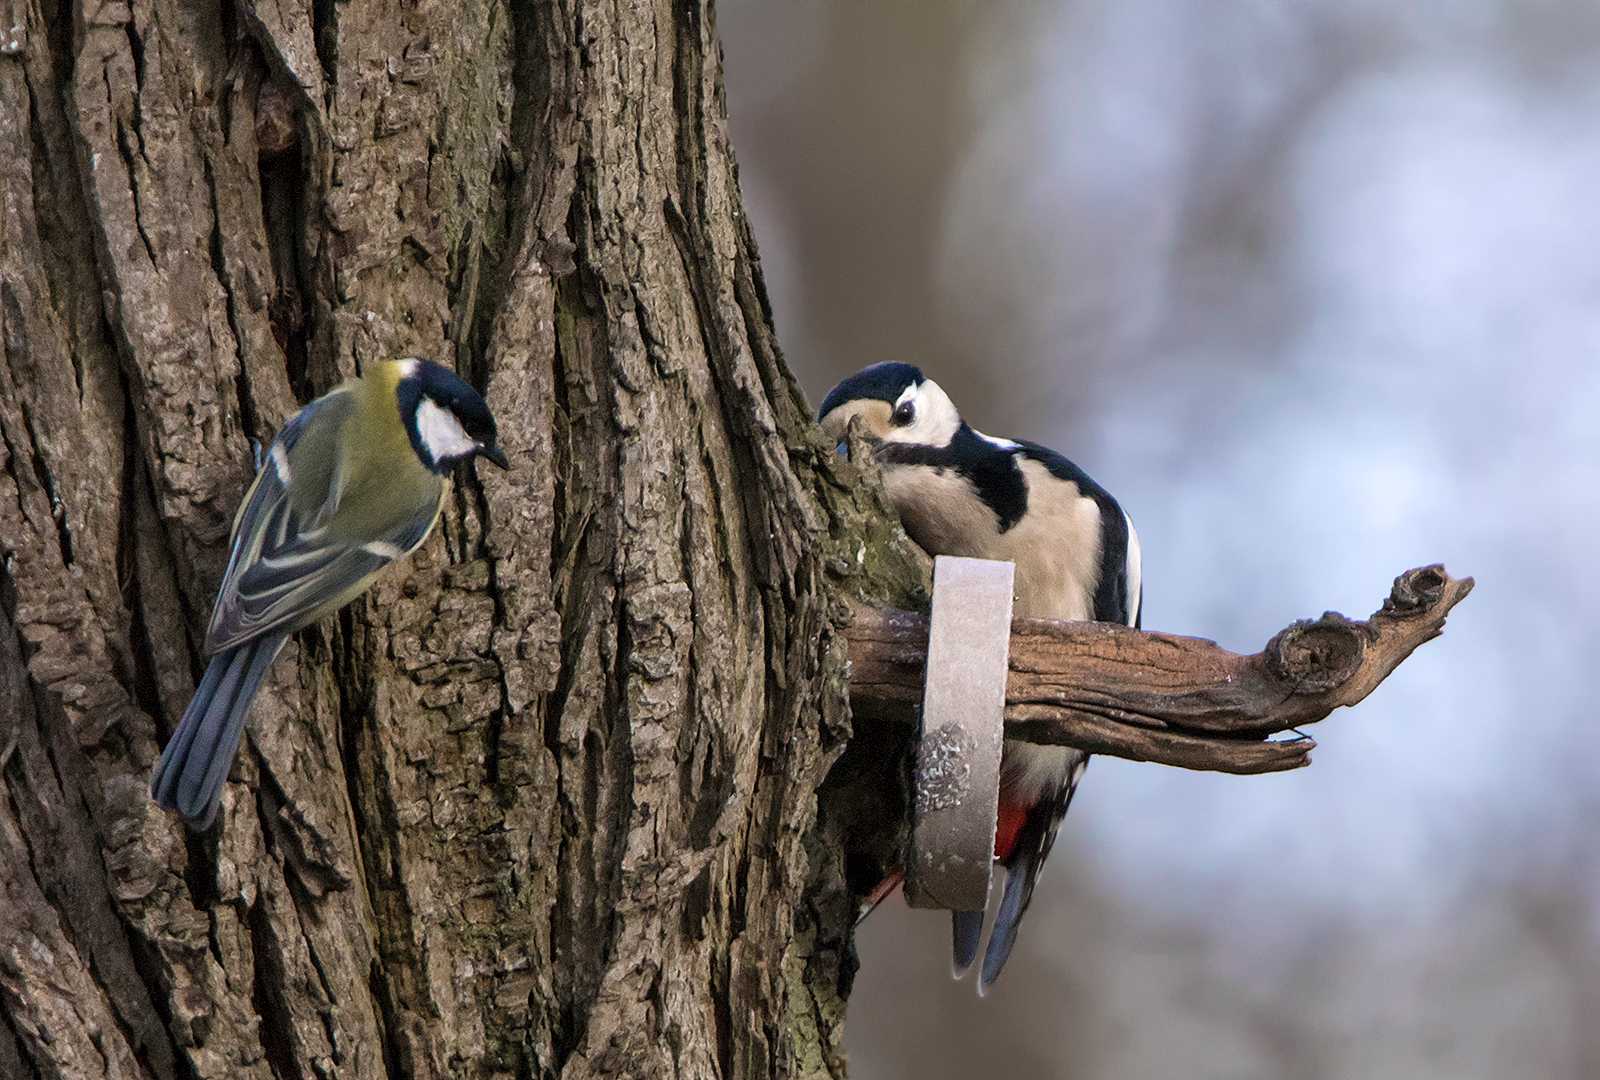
left=1016, top=440, right=1139, bottom=625
left=979, top=441, right=1140, bottom=992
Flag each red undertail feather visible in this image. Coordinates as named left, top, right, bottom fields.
left=993, top=800, right=1028, bottom=861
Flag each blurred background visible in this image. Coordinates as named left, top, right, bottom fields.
left=719, top=0, right=1600, bottom=1076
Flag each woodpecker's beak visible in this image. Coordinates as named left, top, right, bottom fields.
left=479, top=443, right=510, bottom=470
left=846, top=414, right=888, bottom=456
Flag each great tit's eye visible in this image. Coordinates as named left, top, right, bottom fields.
left=891, top=400, right=916, bottom=426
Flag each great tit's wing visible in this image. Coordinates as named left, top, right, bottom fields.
left=222, top=391, right=350, bottom=542
left=203, top=394, right=439, bottom=654
left=203, top=513, right=435, bottom=653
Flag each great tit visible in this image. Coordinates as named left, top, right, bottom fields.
left=150, top=358, right=509, bottom=829
left=819, top=362, right=1141, bottom=993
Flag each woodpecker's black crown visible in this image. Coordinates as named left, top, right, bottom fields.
left=817, top=362, right=925, bottom=420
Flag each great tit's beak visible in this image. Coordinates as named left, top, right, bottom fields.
left=479, top=444, right=510, bottom=470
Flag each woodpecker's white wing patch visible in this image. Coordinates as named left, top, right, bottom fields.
left=416, top=398, right=476, bottom=463
left=977, top=430, right=1020, bottom=451
left=1123, top=512, right=1143, bottom=627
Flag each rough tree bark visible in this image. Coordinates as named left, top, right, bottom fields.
left=0, top=1, right=926, bottom=1078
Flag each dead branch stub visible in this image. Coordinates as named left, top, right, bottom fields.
left=841, top=565, right=1474, bottom=774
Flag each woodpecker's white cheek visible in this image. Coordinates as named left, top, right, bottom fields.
left=416, top=398, right=476, bottom=463
left=885, top=379, right=962, bottom=447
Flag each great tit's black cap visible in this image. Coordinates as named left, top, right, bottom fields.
left=817, top=362, right=925, bottom=421
left=399, top=360, right=509, bottom=469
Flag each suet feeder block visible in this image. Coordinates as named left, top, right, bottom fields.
left=903, top=556, right=1014, bottom=911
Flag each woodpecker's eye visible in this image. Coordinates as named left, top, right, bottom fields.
left=891, top=400, right=916, bottom=426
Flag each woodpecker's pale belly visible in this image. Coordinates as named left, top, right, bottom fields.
left=1003, top=742, right=1086, bottom=806
left=884, top=459, right=1098, bottom=807
left=886, top=458, right=1103, bottom=618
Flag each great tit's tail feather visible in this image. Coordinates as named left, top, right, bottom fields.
left=150, top=633, right=287, bottom=830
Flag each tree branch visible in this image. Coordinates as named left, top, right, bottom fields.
left=840, top=565, right=1474, bottom=774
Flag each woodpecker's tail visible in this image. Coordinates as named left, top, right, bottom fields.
left=977, top=864, right=1033, bottom=994
left=951, top=909, right=984, bottom=977
left=149, top=633, right=287, bottom=830
left=973, top=765, right=1084, bottom=994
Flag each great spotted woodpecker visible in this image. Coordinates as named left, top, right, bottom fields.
left=820, top=362, right=1141, bottom=993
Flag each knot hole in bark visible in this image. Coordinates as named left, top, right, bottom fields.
left=1386, top=563, right=1448, bottom=613
left=1264, top=614, right=1367, bottom=693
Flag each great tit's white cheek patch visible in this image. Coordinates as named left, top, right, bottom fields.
left=416, top=398, right=476, bottom=463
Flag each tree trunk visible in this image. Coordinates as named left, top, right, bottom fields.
left=0, top=1, right=924, bottom=1077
